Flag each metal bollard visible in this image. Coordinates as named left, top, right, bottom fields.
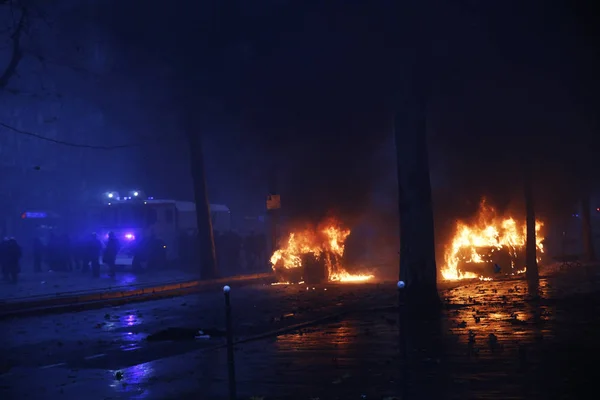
left=223, top=285, right=237, bottom=400
left=397, top=280, right=407, bottom=358
left=397, top=280, right=409, bottom=399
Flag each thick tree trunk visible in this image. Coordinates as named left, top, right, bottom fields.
left=398, top=306, right=446, bottom=398
left=394, top=66, right=439, bottom=309
left=187, top=126, right=218, bottom=280
left=523, top=162, right=539, bottom=287
left=581, top=194, right=596, bottom=262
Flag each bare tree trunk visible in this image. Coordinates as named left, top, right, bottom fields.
left=395, top=125, right=439, bottom=308
left=581, top=193, right=596, bottom=262
left=523, top=161, right=539, bottom=287
left=394, top=74, right=439, bottom=309
left=394, top=0, right=439, bottom=310
left=186, top=124, right=218, bottom=280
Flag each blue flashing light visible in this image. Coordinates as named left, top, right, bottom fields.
left=22, top=212, right=47, bottom=219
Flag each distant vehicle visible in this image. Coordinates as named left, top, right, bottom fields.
left=94, top=197, right=231, bottom=266
left=456, top=246, right=525, bottom=278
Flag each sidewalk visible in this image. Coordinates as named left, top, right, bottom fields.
left=0, top=268, right=274, bottom=318
left=3, top=266, right=600, bottom=399
left=0, top=269, right=199, bottom=301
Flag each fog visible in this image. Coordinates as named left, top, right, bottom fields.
left=0, top=0, right=598, bottom=296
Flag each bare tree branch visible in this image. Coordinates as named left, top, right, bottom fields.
left=0, top=4, right=26, bottom=90
left=0, top=120, right=178, bottom=149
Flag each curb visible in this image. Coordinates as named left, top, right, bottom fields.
left=5, top=277, right=201, bottom=301
left=0, top=273, right=274, bottom=319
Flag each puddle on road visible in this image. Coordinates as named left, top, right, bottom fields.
left=109, top=362, right=155, bottom=397
left=121, top=332, right=148, bottom=342
left=119, top=343, right=143, bottom=352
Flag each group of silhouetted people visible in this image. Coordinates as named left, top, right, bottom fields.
left=32, top=232, right=120, bottom=278
left=131, top=233, right=167, bottom=271
left=178, top=230, right=267, bottom=274
left=1, top=237, right=22, bottom=283
left=2, top=229, right=267, bottom=284
left=214, top=230, right=267, bottom=273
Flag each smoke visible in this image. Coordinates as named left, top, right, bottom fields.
left=329, top=134, right=399, bottom=277
left=276, top=112, right=392, bottom=225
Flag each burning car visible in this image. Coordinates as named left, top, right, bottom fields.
left=271, top=218, right=374, bottom=284
left=454, top=245, right=526, bottom=279
left=442, top=200, right=543, bottom=281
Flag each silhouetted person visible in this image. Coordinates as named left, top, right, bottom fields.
left=147, top=234, right=166, bottom=270
left=494, top=263, right=502, bottom=274
left=256, top=232, right=267, bottom=271
left=85, top=232, right=102, bottom=277
left=103, top=232, right=120, bottom=278
left=72, top=235, right=86, bottom=271
left=2, top=238, right=22, bottom=283
left=1, top=237, right=9, bottom=281
left=214, top=231, right=224, bottom=270
left=60, top=233, right=73, bottom=272
left=132, top=233, right=163, bottom=271
left=223, top=230, right=242, bottom=273
left=176, top=231, right=197, bottom=268
left=33, top=237, right=43, bottom=273
left=46, top=233, right=60, bottom=271
left=244, top=231, right=258, bottom=272
left=132, top=234, right=146, bottom=272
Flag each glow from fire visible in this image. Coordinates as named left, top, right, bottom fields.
left=270, top=219, right=374, bottom=283
left=271, top=281, right=305, bottom=286
left=442, top=200, right=544, bottom=281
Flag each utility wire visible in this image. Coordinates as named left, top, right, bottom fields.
left=0, top=121, right=162, bottom=149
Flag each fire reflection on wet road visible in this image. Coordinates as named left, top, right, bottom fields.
left=445, top=279, right=553, bottom=345
left=266, top=317, right=401, bottom=399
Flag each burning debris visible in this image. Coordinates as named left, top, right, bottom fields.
left=442, top=200, right=544, bottom=281
left=270, top=218, right=374, bottom=283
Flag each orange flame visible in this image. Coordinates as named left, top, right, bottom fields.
left=270, top=219, right=374, bottom=283
left=442, top=200, right=544, bottom=280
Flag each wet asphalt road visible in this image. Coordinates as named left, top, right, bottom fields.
left=0, top=283, right=392, bottom=373
left=2, top=266, right=600, bottom=399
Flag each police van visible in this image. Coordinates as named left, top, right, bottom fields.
left=96, top=192, right=231, bottom=266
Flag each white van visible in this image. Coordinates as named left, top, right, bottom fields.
left=95, top=198, right=231, bottom=265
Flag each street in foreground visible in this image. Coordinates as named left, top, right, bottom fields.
left=1, top=265, right=599, bottom=399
